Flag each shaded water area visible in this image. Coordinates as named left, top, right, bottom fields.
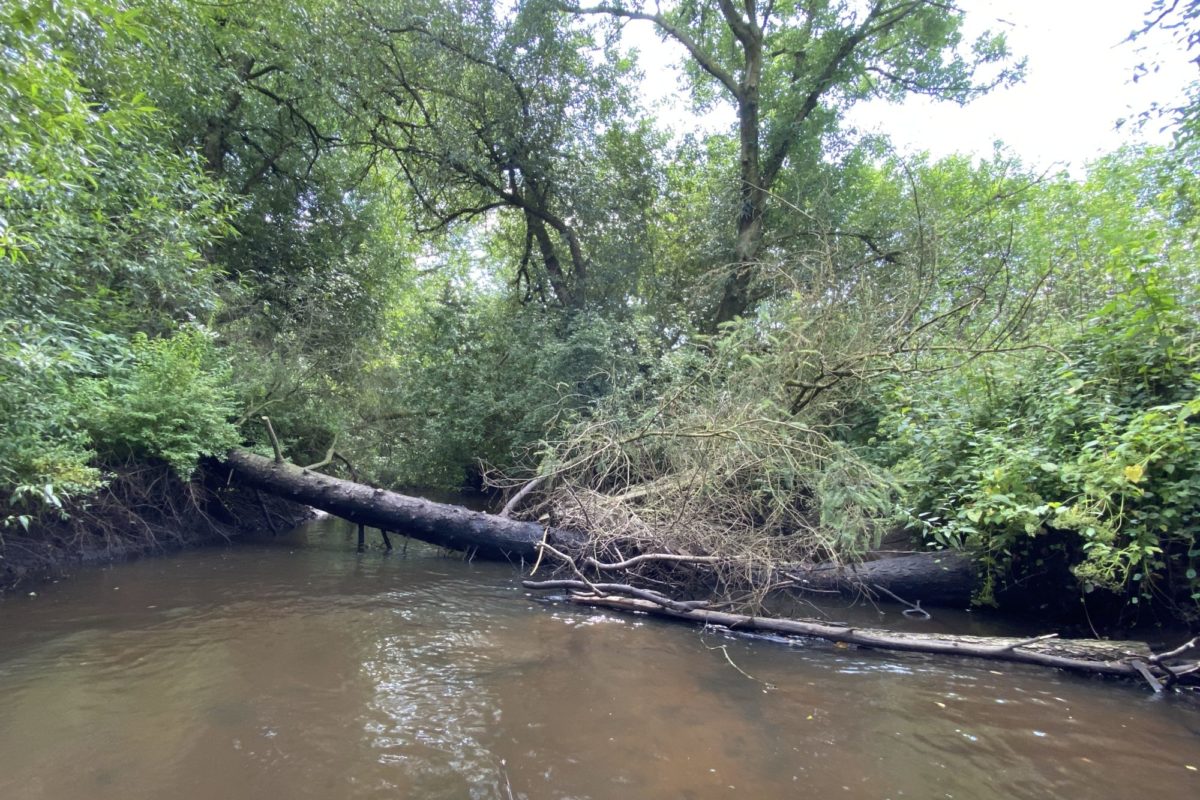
left=1, top=515, right=1198, bottom=799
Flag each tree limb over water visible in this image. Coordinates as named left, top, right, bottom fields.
left=226, top=449, right=973, bottom=604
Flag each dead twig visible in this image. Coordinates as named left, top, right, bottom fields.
left=584, top=553, right=721, bottom=571
left=523, top=578, right=710, bottom=612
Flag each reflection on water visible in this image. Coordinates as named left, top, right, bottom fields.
left=0, top=516, right=1197, bottom=799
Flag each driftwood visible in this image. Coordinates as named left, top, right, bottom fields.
left=523, top=579, right=1200, bottom=689
left=227, top=449, right=975, bottom=604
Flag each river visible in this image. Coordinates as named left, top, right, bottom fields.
left=0, top=515, right=1197, bottom=799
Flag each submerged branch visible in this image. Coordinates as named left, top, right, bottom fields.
left=523, top=581, right=1199, bottom=688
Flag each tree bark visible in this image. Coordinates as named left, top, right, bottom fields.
left=225, top=450, right=583, bottom=561
left=713, top=7, right=765, bottom=329
left=783, top=552, right=975, bottom=607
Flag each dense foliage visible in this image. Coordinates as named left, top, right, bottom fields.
left=1, top=1, right=232, bottom=512
left=2, top=0, right=1196, bottom=621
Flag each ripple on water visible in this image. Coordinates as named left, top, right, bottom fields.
left=0, top=517, right=1197, bottom=800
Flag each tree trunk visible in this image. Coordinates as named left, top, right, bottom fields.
left=783, top=552, right=975, bottom=607
left=713, top=41, right=766, bottom=330
left=226, top=450, right=978, bottom=606
left=225, top=450, right=583, bottom=561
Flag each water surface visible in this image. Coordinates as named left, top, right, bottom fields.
left=0, top=516, right=1197, bottom=799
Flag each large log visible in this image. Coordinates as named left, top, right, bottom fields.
left=782, top=552, right=975, bottom=607
left=225, top=450, right=582, bottom=561
left=226, top=450, right=975, bottom=605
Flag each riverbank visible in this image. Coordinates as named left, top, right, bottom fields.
left=0, top=460, right=311, bottom=596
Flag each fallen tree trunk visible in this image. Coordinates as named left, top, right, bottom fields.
left=226, top=450, right=975, bottom=604
left=782, top=552, right=974, bottom=606
left=523, top=580, right=1200, bottom=688
left=225, top=450, right=582, bottom=561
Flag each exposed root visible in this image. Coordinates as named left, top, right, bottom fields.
left=0, top=459, right=310, bottom=594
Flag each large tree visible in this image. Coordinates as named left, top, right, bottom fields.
left=336, top=0, right=650, bottom=311
left=568, top=0, right=1021, bottom=327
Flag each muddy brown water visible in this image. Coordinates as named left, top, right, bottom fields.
left=1, top=515, right=1197, bottom=800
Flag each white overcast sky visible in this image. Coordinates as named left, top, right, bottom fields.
left=629, top=1, right=1197, bottom=170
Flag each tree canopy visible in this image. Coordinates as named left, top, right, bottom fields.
left=567, top=0, right=1022, bottom=325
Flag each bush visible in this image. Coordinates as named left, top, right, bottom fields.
left=871, top=285, right=1199, bottom=612
left=0, top=0, right=230, bottom=515
left=76, top=328, right=240, bottom=479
